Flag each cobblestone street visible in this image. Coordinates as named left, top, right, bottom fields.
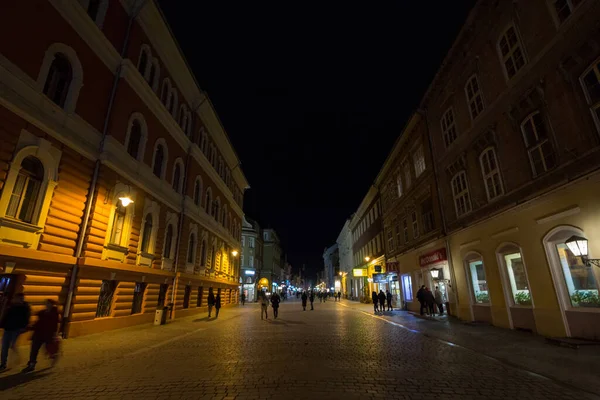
left=1, top=299, right=598, bottom=400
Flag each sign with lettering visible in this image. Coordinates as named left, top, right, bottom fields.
left=353, top=268, right=367, bottom=277
left=386, top=262, right=399, bottom=272
left=373, top=273, right=388, bottom=283
left=419, top=248, right=447, bottom=267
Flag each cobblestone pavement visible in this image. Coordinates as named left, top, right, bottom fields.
left=1, top=299, right=598, bottom=400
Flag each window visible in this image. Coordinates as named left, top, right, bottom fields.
left=148, top=61, right=157, bottom=89
left=187, top=233, right=196, bottom=264
left=241, top=255, right=245, bottom=266
left=86, top=0, right=101, bottom=20
left=441, top=107, right=458, bottom=147
left=556, top=243, right=599, bottom=308
left=401, top=274, right=413, bottom=302
left=421, top=198, right=434, bottom=234
left=6, top=156, right=44, bottom=223
left=213, top=198, right=221, bottom=220
left=157, top=284, right=168, bottom=308
left=249, top=257, right=254, bottom=267
left=43, top=53, right=72, bottom=108
left=153, top=144, right=165, bottom=178
left=468, top=259, right=489, bottom=304
left=204, top=188, right=212, bottom=214
left=451, top=171, right=472, bottom=217
left=109, top=203, right=126, bottom=245
left=395, top=222, right=401, bottom=247
left=249, top=237, right=255, bottom=248
left=172, top=161, right=182, bottom=193
left=200, top=240, right=207, bottom=267
left=551, top=0, right=582, bottom=24
left=161, top=79, right=170, bottom=105
left=387, top=228, right=394, bottom=252
left=138, top=48, right=148, bottom=77
left=140, top=214, right=153, bottom=253
left=465, top=74, right=485, bottom=120
left=163, top=224, right=174, bottom=259
left=520, top=112, right=556, bottom=175
left=131, top=282, right=146, bottom=314
left=96, top=280, right=117, bottom=318
left=581, top=59, right=600, bottom=130
left=403, top=162, right=411, bottom=189
left=403, top=219, right=409, bottom=243
left=498, top=25, right=526, bottom=79
left=411, top=212, right=419, bottom=239
left=183, top=285, right=191, bottom=309
left=126, top=120, right=142, bottom=159
left=499, top=248, right=531, bottom=306
left=193, top=178, right=202, bottom=206
left=197, top=287, right=203, bottom=307
left=413, top=145, right=426, bottom=178
left=241, top=236, right=245, bottom=247
left=480, top=148, right=504, bottom=201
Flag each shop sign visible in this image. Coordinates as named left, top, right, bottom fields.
left=373, top=273, right=387, bottom=283
left=386, top=262, right=399, bottom=272
left=244, top=269, right=256, bottom=275
left=353, top=268, right=367, bottom=277
left=374, top=265, right=382, bottom=273
left=419, top=248, right=447, bottom=267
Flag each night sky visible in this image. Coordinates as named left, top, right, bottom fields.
left=157, top=1, right=476, bottom=278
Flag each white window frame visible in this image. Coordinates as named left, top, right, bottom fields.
left=440, top=107, right=458, bottom=148
left=124, top=112, right=148, bottom=162
left=401, top=274, right=413, bottom=302
left=464, top=252, right=491, bottom=308
left=548, top=0, right=581, bottom=26
left=479, top=147, right=504, bottom=201
left=249, top=237, right=255, bottom=248
left=412, top=144, right=426, bottom=178
left=580, top=58, right=600, bottom=134
left=497, top=24, right=527, bottom=81
left=496, top=243, right=533, bottom=314
left=137, top=198, right=160, bottom=267
left=520, top=111, right=555, bottom=176
left=465, top=74, right=485, bottom=120
left=451, top=171, right=472, bottom=217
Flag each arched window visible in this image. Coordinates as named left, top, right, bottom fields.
left=213, top=197, right=221, bottom=220
left=148, top=60, right=158, bottom=90
left=222, top=205, right=228, bottom=227
left=161, top=79, right=171, bottom=106
left=81, top=0, right=108, bottom=27
left=163, top=224, right=174, bottom=259
left=138, top=48, right=148, bottom=77
left=193, top=177, right=202, bottom=206
left=479, top=147, right=504, bottom=201
left=169, top=89, right=178, bottom=116
left=43, top=53, right=73, bottom=108
left=109, top=202, right=127, bottom=245
left=187, top=233, right=196, bottom=264
left=153, top=144, right=165, bottom=178
left=465, top=74, right=485, bottom=120
left=126, top=120, right=142, bottom=159
left=6, top=156, right=44, bottom=223
left=465, top=252, right=490, bottom=305
left=200, top=239, right=207, bottom=267
left=87, top=0, right=101, bottom=20
left=172, top=160, right=183, bottom=193
left=140, top=214, right=153, bottom=253
left=204, top=188, right=212, bottom=214
left=496, top=243, right=532, bottom=307
left=451, top=171, right=472, bottom=217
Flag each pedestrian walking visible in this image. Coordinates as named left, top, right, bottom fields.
left=386, top=290, right=393, bottom=311
left=434, top=286, right=444, bottom=315
left=207, top=288, right=215, bottom=318
left=0, top=293, right=30, bottom=372
left=241, top=292, right=246, bottom=306
left=309, top=291, right=315, bottom=310
left=260, top=292, right=269, bottom=320
left=301, top=291, right=308, bottom=311
left=378, top=290, right=386, bottom=313
left=371, top=291, right=379, bottom=313
left=338, top=291, right=342, bottom=301
left=215, top=290, right=222, bottom=318
left=318, top=292, right=322, bottom=303
left=424, top=287, right=436, bottom=316
left=22, top=299, right=59, bottom=373
left=271, top=292, right=281, bottom=318
left=416, top=285, right=426, bottom=315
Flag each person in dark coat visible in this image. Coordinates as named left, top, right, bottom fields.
left=338, top=291, right=342, bottom=301
left=301, top=291, right=308, bottom=311
left=22, top=299, right=59, bottom=373
left=378, top=290, right=386, bottom=312
left=416, top=285, right=426, bottom=315
left=0, top=293, right=30, bottom=371
left=270, top=292, right=281, bottom=318
left=215, top=290, right=222, bottom=318
left=424, top=287, right=436, bottom=316
left=371, top=291, right=379, bottom=313
left=309, top=291, right=315, bottom=310
left=207, top=288, right=215, bottom=318
left=386, top=290, right=393, bottom=311
left=241, top=292, right=246, bottom=306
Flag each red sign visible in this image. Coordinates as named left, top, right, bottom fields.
left=419, top=248, right=447, bottom=267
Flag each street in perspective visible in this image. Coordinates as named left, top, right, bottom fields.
left=2, top=0, right=600, bottom=399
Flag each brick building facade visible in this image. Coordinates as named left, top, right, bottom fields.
left=0, top=0, right=248, bottom=337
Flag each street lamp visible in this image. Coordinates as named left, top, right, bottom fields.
left=363, top=256, right=371, bottom=301
left=118, top=196, right=133, bottom=207
left=565, top=236, right=600, bottom=267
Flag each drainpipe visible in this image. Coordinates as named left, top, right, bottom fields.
left=418, top=108, right=460, bottom=312
left=61, top=0, right=149, bottom=338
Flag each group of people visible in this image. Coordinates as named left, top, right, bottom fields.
left=416, top=285, right=445, bottom=316
left=207, top=288, right=222, bottom=318
left=259, top=291, right=281, bottom=320
left=0, top=294, right=60, bottom=373
left=371, top=290, right=393, bottom=313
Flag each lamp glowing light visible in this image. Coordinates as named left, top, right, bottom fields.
left=565, top=235, right=588, bottom=257
left=231, top=250, right=238, bottom=257
left=119, top=196, right=133, bottom=207
left=430, top=269, right=440, bottom=279
left=365, top=256, right=370, bottom=262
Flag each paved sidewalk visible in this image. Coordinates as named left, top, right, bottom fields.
left=337, top=299, right=600, bottom=397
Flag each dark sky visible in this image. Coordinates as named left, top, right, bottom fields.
left=157, top=1, right=476, bottom=277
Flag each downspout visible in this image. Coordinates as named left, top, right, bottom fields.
left=418, top=108, right=460, bottom=311
left=62, top=0, right=148, bottom=337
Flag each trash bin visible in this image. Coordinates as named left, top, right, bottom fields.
left=161, top=306, right=169, bottom=324
left=154, top=308, right=164, bottom=325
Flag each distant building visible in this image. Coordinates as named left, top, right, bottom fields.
left=262, top=228, right=283, bottom=294
left=241, top=217, right=263, bottom=301
left=323, top=244, right=339, bottom=291
left=336, top=217, right=354, bottom=298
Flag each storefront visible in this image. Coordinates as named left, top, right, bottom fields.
left=385, top=261, right=401, bottom=307
left=417, top=247, right=454, bottom=315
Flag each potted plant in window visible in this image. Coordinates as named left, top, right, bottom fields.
left=571, top=290, right=600, bottom=308
left=476, top=292, right=489, bottom=303
left=514, top=291, right=532, bottom=306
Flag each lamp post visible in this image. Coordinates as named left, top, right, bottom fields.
left=364, top=256, right=371, bottom=301
left=231, top=250, right=239, bottom=303
left=565, top=236, right=600, bottom=267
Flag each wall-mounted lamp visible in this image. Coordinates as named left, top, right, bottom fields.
left=430, top=269, right=440, bottom=279
left=118, top=196, right=134, bottom=207
left=565, top=235, right=600, bottom=267
left=231, top=250, right=238, bottom=257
